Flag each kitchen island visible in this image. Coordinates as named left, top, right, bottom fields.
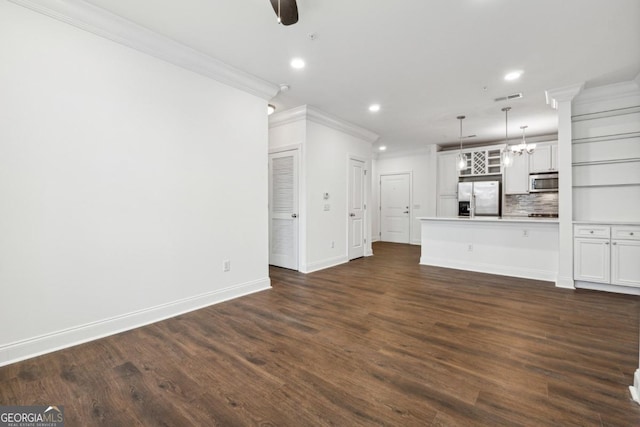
left=418, top=217, right=559, bottom=283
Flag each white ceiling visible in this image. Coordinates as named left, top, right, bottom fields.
left=84, top=0, right=640, bottom=154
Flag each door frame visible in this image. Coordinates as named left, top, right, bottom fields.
left=347, top=154, right=371, bottom=259
left=269, top=144, right=303, bottom=271
left=379, top=171, right=413, bottom=244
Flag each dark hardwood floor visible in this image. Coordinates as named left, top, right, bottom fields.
left=1, top=242, right=639, bottom=426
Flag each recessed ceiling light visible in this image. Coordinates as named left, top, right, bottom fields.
left=369, top=104, right=381, bottom=112
left=504, top=71, right=523, bottom=81
left=379, top=146, right=387, bottom=151
left=290, top=58, right=305, bottom=69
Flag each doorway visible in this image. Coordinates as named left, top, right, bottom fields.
left=380, top=173, right=411, bottom=243
left=268, top=149, right=299, bottom=270
left=348, top=158, right=365, bottom=260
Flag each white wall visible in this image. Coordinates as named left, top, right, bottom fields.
left=373, top=148, right=437, bottom=244
left=268, top=107, right=375, bottom=273
left=305, top=121, right=373, bottom=270
left=0, top=2, right=270, bottom=365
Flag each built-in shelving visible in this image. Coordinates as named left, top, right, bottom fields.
left=571, top=101, right=640, bottom=222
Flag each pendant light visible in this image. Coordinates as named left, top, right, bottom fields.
left=456, top=115, right=467, bottom=171
left=501, top=107, right=514, bottom=168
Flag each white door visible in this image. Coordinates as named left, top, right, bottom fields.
left=348, top=158, right=365, bottom=260
left=574, top=238, right=610, bottom=283
left=269, top=150, right=299, bottom=270
left=437, top=195, right=458, bottom=218
left=611, top=239, right=640, bottom=287
left=504, top=152, right=530, bottom=195
left=380, top=173, right=410, bottom=243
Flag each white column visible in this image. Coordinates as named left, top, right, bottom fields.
left=633, top=348, right=640, bottom=404
left=425, top=144, right=438, bottom=217
left=545, top=84, right=583, bottom=289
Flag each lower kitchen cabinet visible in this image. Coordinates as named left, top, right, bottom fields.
left=611, top=238, right=640, bottom=286
left=574, top=237, right=610, bottom=283
left=574, top=224, right=640, bottom=287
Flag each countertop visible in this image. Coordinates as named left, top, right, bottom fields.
left=418, top=216, right=559, bottom=224
left=573, top=220, right=640, bottom=226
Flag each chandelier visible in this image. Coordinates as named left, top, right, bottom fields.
left=511, top=125, right=536, bottom=155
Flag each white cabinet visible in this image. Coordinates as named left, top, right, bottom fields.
left=437, top=195, right=458, bottom=218
left=437, top=152, right=459, bottom=196
left=504, top=152, right=530, bottom=195
left=574, top=237, right=610, bottom=283
left=529, top=142, right=558, bottom=173
left=437, top=152, right=460, bottom=218
left=611, top=227, right=640, bottom=286
left=574, top=224, right=640, bottom=287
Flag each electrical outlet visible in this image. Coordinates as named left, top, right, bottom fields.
left=522, top=229, right=529, bottom=237
left=223, top=260, right=231, bottom=272
left=468, top=244, right=473, bottom=252
left=331, top=241, right=335, bottom=248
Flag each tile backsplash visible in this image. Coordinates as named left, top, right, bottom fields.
left=504, top=193, right=558, bottom=216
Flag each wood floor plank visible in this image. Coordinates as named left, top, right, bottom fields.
left=1, top=242, right=639, bottom=425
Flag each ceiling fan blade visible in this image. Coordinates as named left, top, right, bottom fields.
left=269, top=0, right=299, bottom=26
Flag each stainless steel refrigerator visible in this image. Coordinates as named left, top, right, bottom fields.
left=457, top=181, right=501, bottom=217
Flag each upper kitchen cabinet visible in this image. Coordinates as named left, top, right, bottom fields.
left=529, top=142, right=558, bottom=173
left=437, top=151, right=459, bottom=196
left=504, top=151, right=530, bottom=195
left=437, top=151, right=461, bottom=218
left=459, top=145, right=503, bottom=177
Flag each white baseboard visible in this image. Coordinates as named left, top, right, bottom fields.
left=419, top=256, right=557, bottom=282
left=0, top=278, right=271, bottom=367
left=631, top=369, right=640, bottom=404
left=556, top=275, right=576, bottom=289
left=575, top=281, right=640, bottom=296
left=302, top=256, right=348, bottom=273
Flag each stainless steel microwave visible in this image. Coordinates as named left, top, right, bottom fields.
left=529, top=172, right=558, bottom=193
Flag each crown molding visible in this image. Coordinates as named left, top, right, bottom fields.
left=573, top=79, right=640, bottom=106
left=306, top=106, right=379, bottom=143
left=545, top=83, right=584, bottom=109
left=268, top=105, right=307, bottom=128
left=269, top=105, right=380, bottom=143
left=9, top=0, right=280, bottom=100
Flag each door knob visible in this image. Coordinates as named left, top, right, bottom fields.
left=291, top=213, right=297, bottom=218
left=350, top=213, right=355, bottom=217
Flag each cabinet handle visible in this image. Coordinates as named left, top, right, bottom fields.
left=631, top=232, right=635, bottom=236
left=612, top=242, right=617, bottom=245
left=589, top=230, right=594, bottom=234
left=605, top=242, right=610, bottom=245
